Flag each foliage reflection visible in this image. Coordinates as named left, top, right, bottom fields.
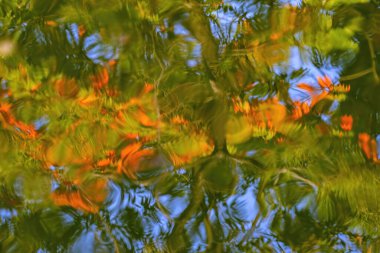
left=1, top=0, right=380, bottom=252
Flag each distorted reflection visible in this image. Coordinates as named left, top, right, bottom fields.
left=1, top=0, right=380, bottom=252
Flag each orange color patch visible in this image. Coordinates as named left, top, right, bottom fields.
left=142, top=83, right=154, bottom=94
left=108, top=59, right=117, bottom=67
left=317, top=76, right=333, bottom=91
left=292, top=101, right=310, bottom=119
left=358, top=133, right=378, bottom=162
left=97, top=158, right=111, bottom=167
left=54, top=78, right=79, bottom=98
left=0, top=103, right=38, bottom=139
left=31, top=83, right=42, bottom=92
left=78, top=25, right=86, bottom=37
left=0, top=102, right=11, bottom=113
left=51, top=170, right=108, bottom=213
left=121, top=142, right=142, bottom=159
left=91, top=67, right=109, bottom=90
left=135, top=109, right=157, bottom=127
left=270, top=32, right=282, bottom=40
left=118, top=142, right=155, bottom=179
left=45, top=20, right=58, bottom=27
left=125, top=133, right=139, bottom=140
left=78, top=93, right=98, bottom=106
left=297, top=83, right=316, bottom=93
left=171, top=115, right=189, bottom=125
left=340, top=115, right=353, bottom=131
left=310, top=90, right=328, bottom=107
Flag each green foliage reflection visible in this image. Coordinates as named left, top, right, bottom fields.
left=1, top=0, right=380, bottom=252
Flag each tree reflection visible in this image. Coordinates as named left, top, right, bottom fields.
left=1, top=0, right=380, bottom=252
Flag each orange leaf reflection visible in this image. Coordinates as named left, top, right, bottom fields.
left=51, top=168, right=108, bottom=213
left=97, top=158, right=111, bottom=167
left=0, top=102, right=38, bottom=139
left=118, top=143, right=155, bottom=179
left=340, top=115, right=353, bottom=131
left=54, top=78, right=79, bottom=98
left=91, top=67, right=109, bottom=90
left=292, top=101, right=310, bottom=119
left=171, top=115, right=189, bottom=125
left=134, top=109, right=157, bottom=127
left=317, top=75, right=333, bottom=91
left=78, top=25, right=86, bottom=37
left=297, top=83, right=316, bottom=93
left=358, top=133, right=379, bottom=163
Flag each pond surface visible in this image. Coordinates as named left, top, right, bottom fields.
left=1, top=0, right=380, bottom=252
